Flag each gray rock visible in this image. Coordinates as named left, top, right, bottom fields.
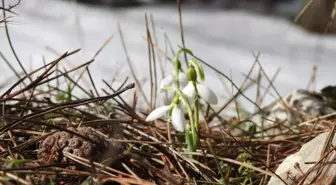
left=237, top=89, right=334, bottom=138
left=268, top=131, right=336, bottom=185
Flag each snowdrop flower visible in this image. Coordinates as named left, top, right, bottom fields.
left=182, top=82, right=218, bottom=105
left=159, top=72, right=188, bottom=91
left=145, top=103, right=186, bottom=132
left=181, top=64, right=218, bottom=106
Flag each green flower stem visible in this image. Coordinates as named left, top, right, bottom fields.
left=175, top=88, right=197, bottom=151
left=174, top=59, right=180, bottom=89
left=192, top=81, right=200, bottom=146
left=175, top=48, right=193, bottom=64
left=193, top=101, right=199, bottom=147
left=185, top=124, right=195, bottom=153
left=174, top=48, right=193, bottom=88
left=174, top=48, right=199, bottom=152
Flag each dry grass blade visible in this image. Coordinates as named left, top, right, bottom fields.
left=182, top=151, right=275, bottom=177
left=191, top=53, right=264, bottom=113
left=259, top=68, right=280, bottom=106
left=217, top=127, right=289, bottom=184
left=0, top=52, right=22, bottom=81
left=85, top=36, right=114, bottom=98
left=306, top=65, right=317, bottom=91
left=298, top=141, right=336, bottom=184
left=145, top=14, right=155, bottom=111
left=2, top=0, right=31, bottom=82
left=102, top=177, right=155, bottom=185
left=149, top=14, right=165, bottom=82
left=177, top=0, right=188, bottom=67
left=252, top=52, right=295, bottom=119
left=0, top=171, right=30, bottom=185
left=207, top=68, right=256, bottom=122
left=37, top=60, right=93, bottom=91
left=294, top=0, right=314, bottom=23
left=117, top=23, right=150, bottom=109
left=0, top=0, right=20, bottom=14
left=0, top=49, right=81, bottom=100
left=63, top=152, right=126, bottom=177
left=294, top=0, right=336, bottom=33
left=0, top=83, right=135, bottom=136
left=0, top=1, right=334, bottom=185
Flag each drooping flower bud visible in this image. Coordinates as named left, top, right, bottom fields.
left=189, top=58, right=205, bottom=81
left=175, top=59, right=181, bottom=71
left=172, top=96, right=180, bottom=105
left=187, top=65, right=197, bottom=82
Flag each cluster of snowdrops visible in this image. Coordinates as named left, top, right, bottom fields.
left=145, top=48, right=218, bottom=152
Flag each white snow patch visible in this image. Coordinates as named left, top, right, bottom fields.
left=1, top=0, right=336, bottom=112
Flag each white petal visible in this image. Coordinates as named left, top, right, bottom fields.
left=181, top=82, right=196, bottom=110
left=182, top=82, right=196, bottom=100
left=171, top=106, right=186, bottom=132
left=178, top=72, right=188, bottom=88
left=179, top=98, right=190, bottom=113
left=197, top=83, right=218, bottom=104
left=159, top=72, right=187, bottom=92
left=146, top=105, right=171, bottom=121
left=159, top=74, right=174, bottom=90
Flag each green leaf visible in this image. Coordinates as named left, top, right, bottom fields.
left=4, top=159, right=34, bottom=169
left=185, top=124, right=195, bottom=152
left=81, top=177, right=93, bottom=185
left=140, top=144, right=149, bottom=151
left=66, top=83, right=73, bottom=101
left=49, top=179, right=56, bottom=185
left=56, top=93, right=66, bottom=101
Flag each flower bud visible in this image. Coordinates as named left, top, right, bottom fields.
left=172, top=96, right=180, bottom=104
left=175, top=59, right=181, bottom=71
left=187, top=65, right=197, bottom=82
left=189, top=58, right=204, bottom=81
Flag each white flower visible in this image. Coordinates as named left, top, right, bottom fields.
left=171, top=106, right=185, bottom=132
left=145, top=105, right=171, bottom=122
left=182, top=82, right=218, bottom=105
left=159, top=72, right=188, bottom=91
left=146, top=104, right=186, bottom=132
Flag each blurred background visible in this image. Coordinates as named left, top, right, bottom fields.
left=1, top=0, right=336, bottom=112
left=65, top=0, right=336, bottom=34
left=69, top=0, right=304, bottom=19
